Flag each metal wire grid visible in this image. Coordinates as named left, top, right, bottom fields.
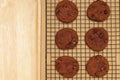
left=45, top=0, right=120, bottom=80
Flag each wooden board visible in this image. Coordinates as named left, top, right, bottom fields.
left=0, top=0, right=39, bottom=80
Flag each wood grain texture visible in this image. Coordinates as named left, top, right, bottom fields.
left=0, top=0, right=38, bottom=80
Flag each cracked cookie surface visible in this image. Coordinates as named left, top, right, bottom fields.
left=56, top=0, right=78, bottom=23
left=55, top=28, right=78, bottom=50
left=85, top=27, right=108, bottom=51
left=87, top=0, right=110, bottom=22
left=86, top=55, right=109, bottom=77
left=55, top=56, right=79, bottom=78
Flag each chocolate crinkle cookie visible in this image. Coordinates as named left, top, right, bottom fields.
left=55, top=56, right=79, bottom=78
left=55, top=0, right=78, bottom=23
left=86, top=55, right=109, bottom=77
left=87, top=0, right=110, bottom=22
left=85, top=27, right=108, bottom=51
left=55, top=28, right=78, bottom=50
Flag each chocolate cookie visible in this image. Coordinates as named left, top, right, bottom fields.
left=86, top=55, right=109, bottom=77
left=55, top=0, right=78, bottom=23
left=55, top=28, right=78, bottom=50
left=85, top=27, right=108, bottom=51
left=55, top=56, right=79, bottom=78
left=87, top=0, right=110, bottom=22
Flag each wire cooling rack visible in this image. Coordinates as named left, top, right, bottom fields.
left=45, top=0, right=120, bottom=80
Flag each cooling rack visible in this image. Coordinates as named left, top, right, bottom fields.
left=40, top=0, right=120, bottom=80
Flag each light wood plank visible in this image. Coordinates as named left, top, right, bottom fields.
left=0, top=0, right=38, bottom=80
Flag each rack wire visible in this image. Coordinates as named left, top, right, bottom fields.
left=45, top=0, right=120, bottom=80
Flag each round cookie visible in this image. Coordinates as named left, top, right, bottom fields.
left=86, top=55, right=109, bottom=77
left=55, top=0, right=78, bottom=23
left=55, top=28, right=78, bottom=50
left=87, top=0, right=110, bottom=22
left=85, top=27, right=108, bottom=51
left=55, top=56, right=79, bottom=78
